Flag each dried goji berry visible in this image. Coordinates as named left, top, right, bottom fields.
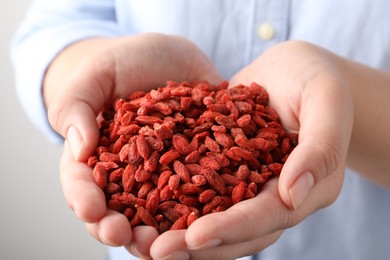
left=88, top=81, right=297, bottom=234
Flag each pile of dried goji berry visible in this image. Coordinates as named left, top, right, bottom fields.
left=88, top=81, right=297, bottom=233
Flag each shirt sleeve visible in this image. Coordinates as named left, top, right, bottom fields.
left=11, top=0, right=126, bottom=143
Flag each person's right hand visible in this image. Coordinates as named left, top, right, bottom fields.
left=45, top=33, right=222, bottom=259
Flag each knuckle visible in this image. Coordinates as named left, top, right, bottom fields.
left=47, top=93, right=68, bottom=135
left=278, top=210, right=298, bottom=230
left=313, top=137, right=343, bottom=180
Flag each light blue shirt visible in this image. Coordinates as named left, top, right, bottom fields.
left=11, top=1, right=390, bottom=259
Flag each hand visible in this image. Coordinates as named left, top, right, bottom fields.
left=46, top=33, right=222, bottom=258
left=149, top=41, right=353, bottom=259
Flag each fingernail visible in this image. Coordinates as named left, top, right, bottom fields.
left=289, top=171, right=315, bottom=209
left=161, top=250, right=190, bottom=260
left=187, top=238, right=222, bottom=250
left=67, top=126, right=82, bottom=159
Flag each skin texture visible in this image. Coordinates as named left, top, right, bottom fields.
left=44, top=35, right=390, bottom=259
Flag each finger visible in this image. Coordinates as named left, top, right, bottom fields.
left=180, top=179, right=291, bottom=250
left=170, top=179, right=326, bottom=253
left=124, top=226, right=159, bottom=259
left=188, top=232, right=281, bottom=260
left=150, top=228, right=281, bottom=260
left=60, top=141, right=106, bottom=222
left=86, top=209, right=132, bottom=246
left=278, top=77, right=353, bottom=209
left=149, top=230, right=189, bottom=259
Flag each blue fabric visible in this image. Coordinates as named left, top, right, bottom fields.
left=11, top=0, right=390, bottom=259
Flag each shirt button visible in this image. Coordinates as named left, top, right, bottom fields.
left=257, top=23, right=276, bottom=40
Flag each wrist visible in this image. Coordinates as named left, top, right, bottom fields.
left=336, top=54, right=390, bottom=186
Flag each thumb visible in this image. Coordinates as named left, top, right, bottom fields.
left=279, top=138, right=342, bottom=210
left=48, top=98, right=100, bottom=162
left=47, top=60, right=113, bottom=162
left=278, top=82, right=353, bottom=210
left=48, top=93, right=101, bottom=162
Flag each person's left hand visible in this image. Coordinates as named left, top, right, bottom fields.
left=149, top=41, right=354, bottom=259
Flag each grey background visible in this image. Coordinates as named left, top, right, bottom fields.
left=1, top=1, right=106, bottom=259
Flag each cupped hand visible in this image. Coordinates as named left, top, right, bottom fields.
left=149, top=41, right=354, bottom=259
left=47, top=33, right=223, bottom=258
